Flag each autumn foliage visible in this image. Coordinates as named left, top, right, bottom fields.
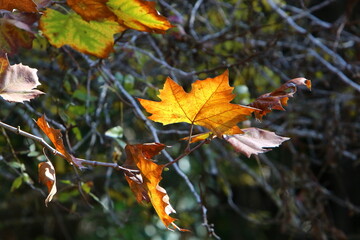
left=0, top=0, right=316, bottom=236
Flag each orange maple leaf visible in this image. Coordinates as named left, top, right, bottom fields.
left=124, top=143, right=188, bottom=231
left=36, top=115, right=85, bottom=169
left=138, top=70, right=259, bottom=137
left=249, top=77, right=311, bottom=119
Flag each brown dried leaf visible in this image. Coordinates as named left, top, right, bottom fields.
left=249, top=78, right=311, bottom=120
left=223, top=127, right=290, bottom=158
left=0, top=0, right=37, bottom=12
left=38, top=160, right=57, bottom=206
left=0, top=63, right=43, bottom=102
left=0, top=17, right=35, bottom=56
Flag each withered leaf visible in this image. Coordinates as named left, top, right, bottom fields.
left=223, top=128, right=290, bottom=158
left=38, top=160, right=57, bottom=206
left=0, top=0, right=38, bottom=12
left=249, top=78, right=311, bottom=120
left=0, top=63, right=43, bottom=102
left=0, top=17, right=35, bottom=56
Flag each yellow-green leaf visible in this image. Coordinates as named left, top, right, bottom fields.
left=107, top=0, right=173, bottom=33
left=39, top=9, right=124, bottom=58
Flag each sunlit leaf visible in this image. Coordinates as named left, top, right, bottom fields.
left=0, top=63, right=44, bottom=102
left=36, top=115, right=86, bottom=169
left=39, top=9, right=124, bottom=58
left=0, top=54, right=9, bottom=76
left=139, top=70, right=259, bottom=137
left=38, top=160, right=57, bottom=206
left=124, top=143, right=188, bottom=231
left=67, top=0, right=117, bottom=21
left=107, top=0, right=173, bottom=33
left=10, top=176, right=23, bottom=192
left=223, top=127, right=290, bottom=157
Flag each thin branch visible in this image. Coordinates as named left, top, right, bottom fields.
left=0, top=120, right=139, bottom=174
left=266, top=0, right=360, bottom=92
left=164, top=140, right=207, bottom=168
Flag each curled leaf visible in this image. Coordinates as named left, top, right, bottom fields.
left=124, top=143, right=188, bottom=231
left=36, top=115, right=86, bottom=169
left=223, top=127, right=290, bottom=158
left=38, top=160, right=57, bottom=206
left=139, top=70, right=259, bottom=137
left=0, top=63, right=44, bottom=102
left=249, top=78, right=311, bottom=119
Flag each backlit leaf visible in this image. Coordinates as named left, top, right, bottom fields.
left=36, top=115, right=86, bottom=169
left=38, top=160, right=57, bottom=206
left=0, top=0, right=37, bottom=12
left=124, top=143, right=188, bottom=231
left=223, top=128, right=290, bottom=157
left=0, top=18, right=35, bottom=56
left=39, top=9, right=124, bottom=58
left=0, top=63, right=44, bottom=102
left=67, top=0, right=117, bottom=21
left=106, top=0, right=173, bottom=33
left=0, top=54, right=9, bottom=76
left=249, top=78, right=311, bottom=119
left=139, top=70, right=259, bottom=137
left=10, top=176, right=23, bottom=192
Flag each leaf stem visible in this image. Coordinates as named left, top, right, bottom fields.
left=164, top=140, right=208, bottom=168
left=185, top=124, right=195, bottom=151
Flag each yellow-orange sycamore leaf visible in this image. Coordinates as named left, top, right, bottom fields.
left=38, top=160, right=57, bottom=206
left=36, top=115, right=85, bottom=169
left=139, top=70, right=259, bottom=137
left=124, top=143, right=188, bottom=231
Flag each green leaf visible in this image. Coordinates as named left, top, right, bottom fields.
left=11, top=176, right=23, bottom=192
left=39, top=9, right=124, bottom=58
left=105, top=126, right=123, bottom=139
